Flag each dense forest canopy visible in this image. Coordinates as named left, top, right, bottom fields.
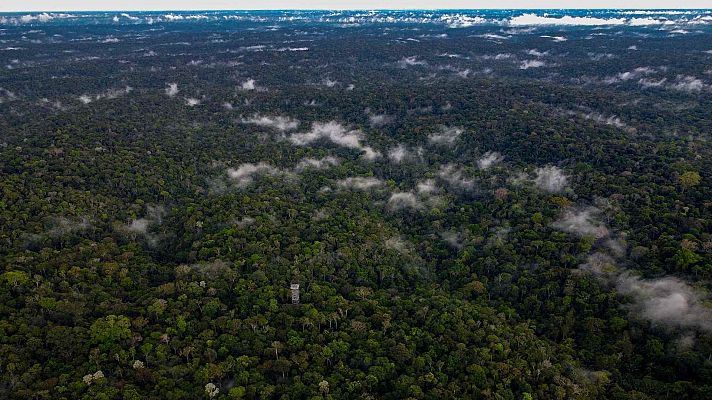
left=0, top=9, right=711, bottom=400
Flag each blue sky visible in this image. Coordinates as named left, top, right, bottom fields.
left=1, top=1, right=710, bottom=12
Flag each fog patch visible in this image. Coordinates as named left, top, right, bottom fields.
left=388, top=144, right=422, bottom=163
left=366, top=109, right=394, bottom=127
left=397, top=56, right=427, bottom=68
left=520, top=60, right=546, bottom=69
left=669, top=75, right=708, bottom=92
left=322, top=77, right=339, bottom=87
left=566, top=109, right=635, bottom=133
left=295, top=156, right=339, bottom=171
left=615, top=274, right=712, bottom=331
left=185, top=97, right=201, bottom=107
left=78, top=86, right=132, bottom=104
left=438, top=164, right=475, bottom=191
left=534, top=165, right=568, bottom=193
left=387, top=192, right=424, bottom=211
left=603, top=66, right=658, bottom=84
left=541, top=35, right=567, bottom=42
left=440, top=230, right=465, bottom=249
left=124, top=205, right=165, bottom=247
left=241, top=114, right=299, bottom=132
left=416, top=179, right=438, bottom=195
left=0, top=87, right=18, bottom=103
left=289, top=121, right=381, bottom=161
left=565, top=204, right=712, bottom=334
left=553, top=207, right=610, bottom=239
left=240, top=78, right=260, bottom=91
left=428, top=126, right=463, bottom=147
left=525, top=49, right=549, bottom=57
left=336, top=176, right=384, bottom=190
left=226, top=162, right=291, bottom=188
left=477, top=151, right=504, bottom=170
left=165, top=83, right=179, bottom=97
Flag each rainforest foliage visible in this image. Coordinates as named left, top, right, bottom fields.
left=0, top=10, right=711, bottom=400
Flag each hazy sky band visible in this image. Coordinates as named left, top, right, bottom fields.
left=2, top=1, right=711, bottom=12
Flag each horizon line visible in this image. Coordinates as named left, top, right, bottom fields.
left=2, top=7, right=712, bottom=12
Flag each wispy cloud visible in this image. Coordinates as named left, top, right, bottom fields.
left=533, top=166, right=568, bottom=193
left=289, top=121, right=381, bottom=161
left=165, top=83, right=179, bottom=97
left=295, top=156, right=339, bottom=171
left=438, top=164, right=475, bottom=191
left=241, top=114, right=299, bottom=132
left=336, top=176, right=384, bottom=190
left=397, top=56, right=427, bottom=68
left=387, top=192, right=424, bottom=211
left=428, top=126, right=463, bottom=147
left=240, top=78, right=262, bottom=91
left=124, top=205, right=165, bottom=247
left=477, top=151, right=504, bottom=170
left=79, top=86, right=132, bottom=104
left=552, top=207, right=610, bottom=239
left=226, top=162, right=291, bottom=187
left=520, top=60, right=546, bottom=69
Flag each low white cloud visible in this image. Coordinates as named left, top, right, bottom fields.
left=387, top=192, right=424, bottom=211
left=520, top=60, right=546, bottom=69
left=165, top=83, right=179, bottom=97
left=428, top=126, right=463, bottom=147
left=387, top=144, right=422, bottom=163
left=235, top=216, right=255, bottom=228
left=553, top=207, right=610, bottom=239
left=582, top=254, right=712, bottom=332
left=416, top=179, right=438, bottom=195
left=669, top=75, right=708, bottom=92
left=388, top=144, right=409, bottom=163
left=367, top=111, right=393, bottom=127
left=322, top=78, right=339, bottom=87
left=336, top=176, right=384, bottom=190
left=541, top=35, right=567, bottom=42
left=43, top=216, right=91, bottom=238
left=438, top=164, right=475, bottom=191
left=397, top=56, right=427, bottom=68
left=565, top=109, right=635, bottom=133
left=525, top=49, right=549, bottom=57
left=78, top=86, right=132, bottom=104
left=0, top=87, right=18, bottom=103
left=226, top=162, right=290, bottom=188
left=616, top=274, right=712, bottom=332
left=289, top=121, right=381, bottom=161
left=510, top=13, right=627, bottom=26
left=124, top=205, right=165, bottom=247
left=185, top=97, right=201, bottom=107
left=603, top=66, right=658, bottom=84
left=240, top=78, right=258, bottom=91
left=475, top=33, right=510, bottom=40
left=477, top=151, right=504, bottom=170
left=440, top=230, right=465, bottom=249
left=638, top=77, right=667, bottom=88
left=569, top=202, right=712, bottom=334
left=295, top=156, right=339, bottom=171
left=241, top=114, right=299, bottom=132
left=533, top=165, right=568, bottom=193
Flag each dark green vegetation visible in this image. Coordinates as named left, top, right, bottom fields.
left=0, top=11, right=711, bottom=400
